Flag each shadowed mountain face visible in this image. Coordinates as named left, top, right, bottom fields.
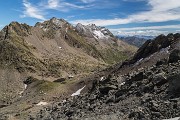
left=0, top=17, right=137, bottom=119
left=29, top=33, right=180, bottom=120
left=118, top=36, right=151, bottom=48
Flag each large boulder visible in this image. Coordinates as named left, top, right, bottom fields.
left=168, top=72, right=180, bottom=97
left=168, top=49, right=180, bottom=63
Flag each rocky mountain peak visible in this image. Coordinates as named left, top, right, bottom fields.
left=120, top=33, right=180, bottom=68
left=133, top=33, right=180, bottom=61
left=0, top=21, right=31, bottom=40
left=75, top=23, right=114, bottom=39
left=50, top=17, right=67, bottom=26
left=35, top=17, right=68, bottom=31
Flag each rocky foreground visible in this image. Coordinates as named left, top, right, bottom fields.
left=26, top=33, right=180, bottom=120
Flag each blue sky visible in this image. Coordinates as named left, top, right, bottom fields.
left=0, top=0, right=180, bottom=36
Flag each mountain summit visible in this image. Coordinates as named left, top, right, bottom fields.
left=76, top=23, right=114, bottom=39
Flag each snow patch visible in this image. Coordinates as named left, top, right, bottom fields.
left=71, top=86, right=86, bottom=97
left=134, top=58, right=144, bottom=66
left=43, top=28, right=48, bottom=32
left=62, top=100, right=66, bottom=103
left=52, top=18, right=63, bottom=26
left=19, top=91, right=24, bottom=95
left=19, top=84, right=27, bottom=95
left=68, top=75, right=74, bottom=78
left=65, top=27, right=68, bottom=33
left=24, top=84, right=27, bottom=89
left=93, top=30, right=106, bottom=39
left=160, top=46, right=170, bottom=54
left=120, top=82, right=125, bottom=86
left=100, top=76, right=105, bottom=81
left=36, top=101, right=48, bottom=106
left=39, top=25, right=43, bottom=28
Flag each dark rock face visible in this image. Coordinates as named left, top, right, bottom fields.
left=168, top=72, right=180, bottom=97
left=133, top=34, right=180, bottom=63
left=23, top=76, right=38, bottom=85
left=119, top=36, right=149, bottom=47
left=169, top=49, right=180, bottom=63
left=53, top=78, right=66, bottom=83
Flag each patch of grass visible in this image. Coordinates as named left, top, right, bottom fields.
left=0, top=31, right=46, bottom=73
left=66, top=28, right=103, bottom=59
left=36, top=80, right=59, bottom=92
left=100, top=48, right=129, bottom=64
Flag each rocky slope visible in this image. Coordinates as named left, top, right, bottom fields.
left=0, top=18, right=137, bottom=119
left=75, top=23, right=137, bottom=64
left=28, top=33, right=180, bottom=120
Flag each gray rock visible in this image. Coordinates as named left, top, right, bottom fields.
left=168, top=72, right=180, bottom=96
left=169, top=49, right=180, bottom=63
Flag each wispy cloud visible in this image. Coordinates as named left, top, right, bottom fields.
left=48, top=0, right=59, bottom=9
left=123, top=0, right=146, bottom=2
left=20, top=0, right=120, bottom=20
left=80, top=0, right=96, bottom=3
left=110, top=24, right=180, bottom=31
left=46, top=0, right=88, bottom=10
left=116, top=30, right=170, bottom=36
left=21, top=0, right=91, bottom=19
left=71, top=18, right=131, bottom=26
left=71, top=0, right=180, bottom=26
left=110, top=24, right=180, bottom=36
left=21, top=0, right=46, bottom=20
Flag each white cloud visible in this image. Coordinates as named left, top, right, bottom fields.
left=116, top=30, right=170, bottom=36
left=80, top=0, right=96, bottom=3
left=109, top=24, right=180, bottom=36
left=67, top=15, right=75, bottom=18
left=44, top=0, right=90, bottom=11
left=71, top=18, right=132, bottom=26
left=123, top=0, right=145, bottom=2
left=21, top=0, right=46, bottom=20
left=47, top=0, right=86, bottom=9
left=71, top=0, right=180, bottom=26
left=62, top=2, right=86, bottom=9
left=20, top=0, right=120, bottom=20
left=48, top=0, right=59, bottom=9
left=110, top=24, right=180, bottom=31
left=21, top=0, right=89, bottom=19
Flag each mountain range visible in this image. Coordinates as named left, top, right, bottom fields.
left=117, top=35, right=155, bottom=48
left=0, top=17, right=180, bottom=120
left=0, top=17, right=137, bottom=119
